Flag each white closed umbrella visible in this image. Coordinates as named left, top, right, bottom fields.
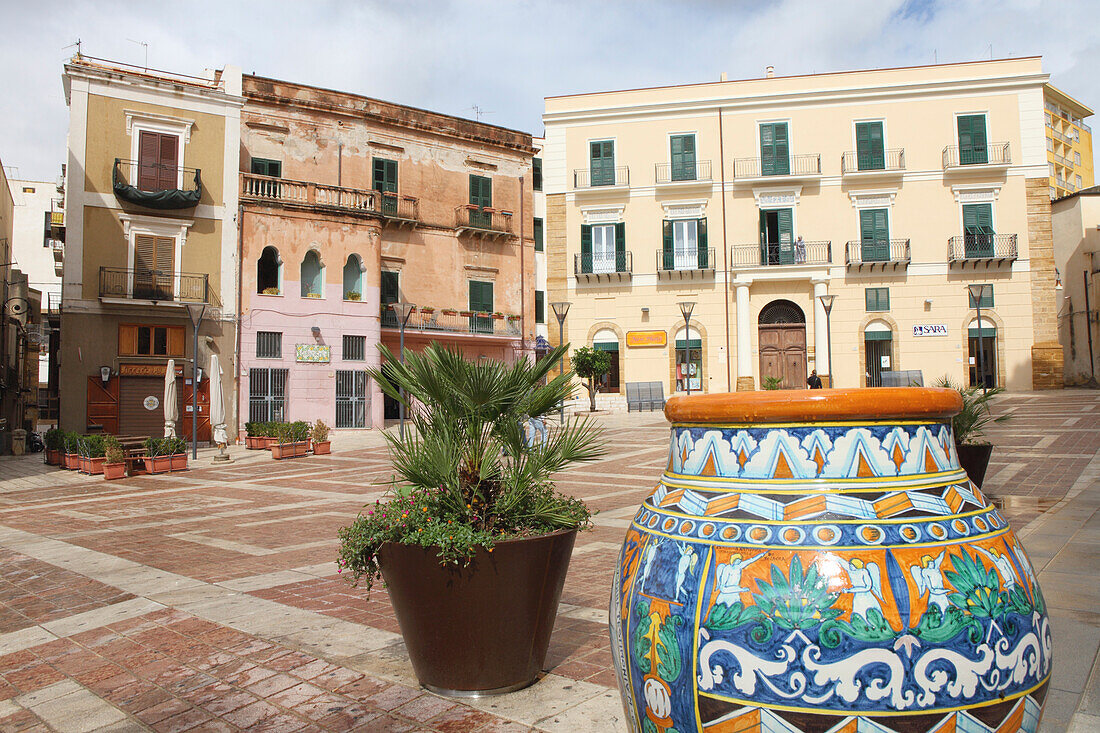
left=209, top=354, right=228, bottom=447
left=163, top=359, right=178, bottom=438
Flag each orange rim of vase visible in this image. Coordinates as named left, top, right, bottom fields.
left=664, top=387, right=963, bottom=424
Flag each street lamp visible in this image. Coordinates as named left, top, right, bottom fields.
left=551, top=301, right=571, bottom=425
left=678, top=301, right=696, bottom=395
left=967, top=284, right=991, bottom=392
left=390, top=302, right=416, bottom=440
left=184, top=303, right=206, bottom=460
left=817, top=294, right=836, bottom=388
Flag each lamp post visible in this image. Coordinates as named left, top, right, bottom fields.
left=390, top=302, right=416, bottom=440
left=817, top=294, right=836, bottom=388
left=678, top=301, right=696, bottom=394
left=967, top=284, right=991, bottom=392
left=551, top=301, right=571, bottom=425
left=184, top=303, right=206, bottom=460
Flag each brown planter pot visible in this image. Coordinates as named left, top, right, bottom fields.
left=263, top=436, right=278, bottom=450
left=169, top=454, right=188, bottom=472
left=271, top=441, right=309, bottom=459
left=103, top=462, right=126, bottom=480
left=45, top=449, right=61, bottom=466
left=377, top=528, right=577, bottom=695
left=956, top=442, right=994, bottom=488
left=246, top=436, right=266, bottom=450
left=64, top=453, right=80, bottom=470
left=145, top=455, right=172, bottom=474
left=312, top=441, right=331, bottom=455
left=85, top=457, right=106, bottom=475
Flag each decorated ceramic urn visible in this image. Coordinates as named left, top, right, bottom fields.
left=610, top=388, right=1050, bottom=733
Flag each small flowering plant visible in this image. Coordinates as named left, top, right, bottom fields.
left=337, top=343, right=604, bottom=591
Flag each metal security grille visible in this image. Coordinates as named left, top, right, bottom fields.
left=249, top=368, right=287, bottom=422
left=758, top=300, right=805, bottom=324
left=256, top=331, right=282, bottom=359
left=336, top=371, right=368, bottom=428
left=342, top=335, right=366, bottom=362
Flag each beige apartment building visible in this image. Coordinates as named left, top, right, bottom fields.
left=543, top=58, right=1064, bottom=397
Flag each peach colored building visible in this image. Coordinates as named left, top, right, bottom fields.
left=238, top=76, right=536, bottom=431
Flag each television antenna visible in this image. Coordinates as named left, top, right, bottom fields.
left=128, top=39, right=149, bottom=69
left=471, top=105, right=494, bottom=122
left=62, top=38, right=83, bottom=58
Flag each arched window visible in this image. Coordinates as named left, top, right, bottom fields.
left=257, top=246, right=281, bottom=294
left=592, top=329, right=620, bottom=393
left=301, top=250, right=324, bottom=298
left=675, top=326, right=702, bottom=393
left=343, top=255, right=363, bottom=301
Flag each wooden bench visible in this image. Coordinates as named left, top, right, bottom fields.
left=626, top=381, right=666, bottom=412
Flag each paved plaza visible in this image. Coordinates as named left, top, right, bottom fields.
left=0, top=390, right=1098, bottom=731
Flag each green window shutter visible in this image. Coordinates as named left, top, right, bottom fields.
left=662, top=220, right=674, bottom=270
left=580, top=224, right=592, bottom=273
left=374, top=158, right=398, bottom=215
left=958, top=115, right=988, bottom=165
left=534, top=217, right=544, bottom=251
left=535, top=290, right=545, bottom=324
left=761, top=123, right=790, bottom=175
left=697, top=218, right=708, bottom=268
left=671, top=134, right=696, bottom=180
left=614, top=222, right=626, bottom=272
left=777, top=208, right=794, bottom=264
left=469, top=175, right=492, bottom=208
left=865, top=331, right=892, bottom=341
left=251, top=158, right=281, bottom=177
left=860, top=209, right=889, bottom=261
left=590, top=140, right=615, bottom=185
left=675, top=339, right=702, bottom=349
left=532, top=157, right=542, bottom=191
left=381, top=271, right=399, bottom=304
left=962, top=203, right=994, bottom=257
left=865, top=287, right=889, bottom=311
left=855, top=122, right=885, bottom=170
left=968, top=285, right=994, bottom=309
left=593, top=341, right=619, bottom=352
left=468, top=280, right=493, bottom=312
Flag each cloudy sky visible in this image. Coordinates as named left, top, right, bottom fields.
left=1, top=0, right=1098, bottom=182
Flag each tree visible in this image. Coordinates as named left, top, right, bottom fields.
left=572, top=347, right=611, bottom=412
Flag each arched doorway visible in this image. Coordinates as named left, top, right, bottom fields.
left=674, top=326, right=703, bottom=392
left=864, top=320, right=893, bottom=387
left=968, top=317, right=997, bottom=388
left=759, top=300, right=807, bottom=389
left=592, top=329, right=620, bottom=393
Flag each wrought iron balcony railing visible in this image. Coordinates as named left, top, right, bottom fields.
left=730, top=241, right=831, bottom=268
left=942, top=142, right=1011, bottom=168
left=574, top=251, right=632, bottom=278
left=573, top=167, right=630, bottom=188
left=845, top=239, right=911, bottom=269
left=656, top=248, right=715, bottom=274
left=381, top=305, right=521, bottom=337
left=99, top=267, right=218, bottom=305
left=114, top=158, right=202, bottom=209
left=841, top=149, right=906, bottom=174
left=654, top=160, right=713, bottom=184
left=732, top=154, right=821, bottom=179
left=948, top=234, right=1018, bottom=264
left=240, top=173, right=379, bottom=213
left=454, top=205, right=513, bottom=236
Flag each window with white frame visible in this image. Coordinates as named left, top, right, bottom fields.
left=118, top=214, right=192, bottom=301
left=125, top=111, right=193, bottom=193
left=673, top=220, right=698, bottom=270
left=591, top=224, right=616, bottom=273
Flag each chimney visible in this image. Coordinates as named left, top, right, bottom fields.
left=765, top=66, right=775, bottom=78
left=720, top=72, right=728, bottom=82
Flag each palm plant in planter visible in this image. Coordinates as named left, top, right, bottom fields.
left=935, top=376, right=1010, bottom=488
left=338, top=343, right=604, bottom=696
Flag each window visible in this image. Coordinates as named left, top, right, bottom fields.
left=534, top=217, right=544, bottom=252
left=1076, top=152, right=1082, bottom=165
left=381, top=270, right=399, bottom=327
left=760, top=122, right=790, bottom=175
left=1046, top=113, right=1052, bottom=126
left=335, top=370, right=368, bottom=428
left=1047, top=138, right=1054, bottom=152
left=962, top=203, right=994, bottom=257
left=134, top=235, right=175, bottom=299
left=855, top=121, right=885, bottom=170
left=301, top=251, right=323, bottom=298
left=343, top=255, right=362, bottom=300
left=469, top=280, right=494, bottom=334
left=1077, top=175, right=1083, bottom=189
left=859, top=209, right=890, bottom=262
left=581, top=223, right=625, bottom=273
left=249, top=368, right=287, bottom=422
left=957, top=114, right=988, bottom=165
left=532, top=157, right=542, bottom=191
left=373, top=158, right=398, bottom=215
left=469, top=174, right=492, bottom=228
left=662, top=219, right=708, bottom=270
left=535, top=290, right=545, bottom=324
left=22, top=187, right=34, bottom=194
left=670, top=134, right=697, bottom=180
left=1051, top=187, right=1058, bottom=198
left=119, top=324, right=184, bottom=357
left=137, top=131, right=179, bottom=192
left=589, top=140, right=615, bottom=186
left=968, top=285, right=994, bottom=309
left=865, top=288, right=890, bottom=311
left=256, top=331, right=282, bottom=359
left=1074, top=128, right=1081, bottom=142
left=251, top=158, right=282, bottom=177
left=257, top=246, right=281, bottom=294
left=675, top=336, right=702, bottom=392
left=343, top=335, right=366, bottom=361
left=1049, top=163, right=1056, bottom=177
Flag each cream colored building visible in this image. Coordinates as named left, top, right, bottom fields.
left=543, top=58, right=1063, bottom=398
left=1044, top=85, right=1093, bottom=199
left=1052, top=186, right=1100, bottom=384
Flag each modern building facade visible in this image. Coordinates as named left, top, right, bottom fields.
left=60, top=56, right=242, bottom=438
left=1053, top=185, right=1100, bottom=385
left=237, top=75, right=536, bottom=433
left=543, top=58, right=1063, bottom=397
left=1044, top=84, right=1093, bottom=199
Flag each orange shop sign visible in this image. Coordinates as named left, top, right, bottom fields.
left=626, top=331, right=667, bottom=348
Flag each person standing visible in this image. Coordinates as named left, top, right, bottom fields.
left=807, top=370, right=823, bottom=389
left=794, top=235, right=807, bottom=264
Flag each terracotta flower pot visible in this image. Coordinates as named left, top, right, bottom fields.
left=312, top=441, right=331, bottom=455
left=611, top=388, right=1050, bottom=732
left=45, top=449, right=61, bottom=466
left=246, top=436, right=266, bottom=450
left=145, top=455, right=171, bottom=474
left=64, top=453, right=79, bottom=470
left=263, top=436, right=278, bottom=450
left=271, top=441, right=308, bottom=460
left=379, top=529, right=577, bottom=695
left=169, top=454, right=188, bottom=472
left=85, top=457, right=106, bottom=475
left=103, top=462, right=126, bottom=480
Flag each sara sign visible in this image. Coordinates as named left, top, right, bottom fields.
left=913, top=324, right=948, bottom=337
left=626, top=331, right=667, bottom=348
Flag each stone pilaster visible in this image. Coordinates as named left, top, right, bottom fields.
left=1026, top=177, right=1065, bottom=389
left=545, top=194, right=570, bottom=376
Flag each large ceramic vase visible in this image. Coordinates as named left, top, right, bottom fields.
left=611, top=388, right=1050, bottom=733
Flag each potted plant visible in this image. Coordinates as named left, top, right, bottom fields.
left=305, top=292, right=322, bottom=299
left=345, top=291, right=362, bottom=301
left=143, top=437, right=187, bottom=473
left=167, top=437, right=189, bottom=471
left=935, top=376, right=1010, bottom=488
left=311, top=420, right=331, bottom=455
left=442, top=308, right=458, bottom=316
left=63, top=432, right=80, bottom=470
left=337, top=344, right=604, bottom=695
left=263, top=422, right=280, bottom=449
left=103, top=437, right=126, bottom=480
left=44, top=427, right=64, bottom=465
left=262, top=287, right=281, bottom=295
left=271, top=422, right=310, bottom=459
left=83, top=435, right=107, bottom=475
left=244, top=422, right=267, bottom=450
left=491, top=312, right=505, bottom=320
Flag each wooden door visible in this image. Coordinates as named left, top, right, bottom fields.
left=181, top=378, right=211, bottom=443
left=759, top=325, right=807, bottom=389
left=134, top=235, right=175, bottom=300
left=137, top=131, right=178, bottom=192
left=86, top=376, right=120, bottom=434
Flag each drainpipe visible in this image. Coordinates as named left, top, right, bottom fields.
left=1085, top=269, right=1096, bottom=382
left=235, top=204, right=244, bottom=442
left=519, top=174, right=526, bottom=362
left=718, top=107, right=732, bottom=391
left=337, top=143, right=343, bottom=187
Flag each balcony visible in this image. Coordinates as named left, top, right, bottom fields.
left=573, top=167, right=629, bottom=190
left=99, top=267, right=219, bottom=306
left=51, top=240, right=63, bottom=264
left=656, top=248, right=715, bottom=279
left=948, top=234, right=1018, bottom=267
left=574, top=252, right=632, bottom=283
left=379, top=192, right=420, bottom=227
left=730, top=241, right=832, bottom=269
left=47, top=293, right=61, bottom=318
left=1051, top=128, right=1073, bottom=145
left=48, top=205, right=65, bottom=243
left=654, top=161, right=713, bottom=186
left=732, top=154, right=821, bottom=182
left=845, top=240, right=911, bottom=271
left=381, top=305, right=521, bottom=337
left=113, top=159, right=202, bottom=210
left=240, top=173, right=379, bottom=216
left=841, top=149, right=906, bottom=175
left=942, top=143, right=1011, bottom=170
left=454, top=205, right=513, bottom=240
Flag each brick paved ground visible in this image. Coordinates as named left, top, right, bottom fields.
left=0, top=390, right=1096, bottom=731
